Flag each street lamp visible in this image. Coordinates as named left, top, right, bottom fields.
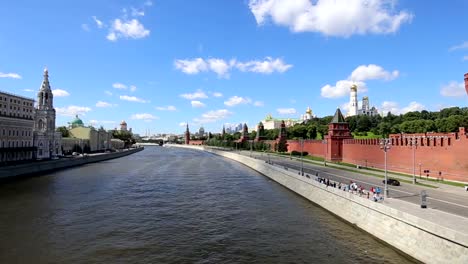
left=419, top=163, right=422, bottom=179
left=250, top=140, right=253, bottom=157
left=299, top=138, right=304, bottom=176
left=380, top=138, right=392, bottom=199
left=406, top=137, right=418, bottom=184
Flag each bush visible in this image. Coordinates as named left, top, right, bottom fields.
left=291, top=151, right=308, bottom=156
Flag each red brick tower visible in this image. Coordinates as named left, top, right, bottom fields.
left=255, top=121, right=265, bottom=142
left=464, top=73, right=468, bottom=96
left=325, top=108, right=353, bottom=162
left=240, top=123, right=249, bottom=142
left=276, top=120, right=288, bottom=152
left=184, top=124, right=190, bottom=145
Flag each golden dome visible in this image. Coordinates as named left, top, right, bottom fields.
left=120, top=120, right=127, bottom=125
left=351, top=84, right=357, bottom=91
left=306, top=106, right=312, bottom=114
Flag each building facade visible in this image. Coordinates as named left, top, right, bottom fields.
left=62, top=115, right=113, bottom=154
left=464, top=72, right=468, bottom=95
left=33, top=68, right=62, bottom=159
left=0, top=91, right=36, bottom=163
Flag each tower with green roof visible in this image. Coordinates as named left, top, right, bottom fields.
left=325, top=108, right=353, bottom=162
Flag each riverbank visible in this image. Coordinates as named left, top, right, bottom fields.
left=170, top=144, right=468, bottom=264
left=0, top=147, right=144, bottom=180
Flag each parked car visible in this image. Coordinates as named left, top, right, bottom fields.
left=382, top=178, right=400, bottom=186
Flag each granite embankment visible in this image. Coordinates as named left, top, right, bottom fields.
left=0, top=147, right=144, bottom=180
left=172, top=145, right=468, bottom=264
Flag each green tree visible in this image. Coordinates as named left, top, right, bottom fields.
left=56, top=126, right=69, bottom=137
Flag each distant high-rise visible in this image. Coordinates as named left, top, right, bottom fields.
left=464, top=72, right=468, bottom=96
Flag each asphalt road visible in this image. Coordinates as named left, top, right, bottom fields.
left=239, top=150, right=468, bottom=218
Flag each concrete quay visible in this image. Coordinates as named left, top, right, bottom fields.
left=0, top=147, right=144, bottom=180
left=170, top=144, right=468, bottom=264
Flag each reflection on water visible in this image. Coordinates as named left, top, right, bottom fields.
left=0, top=146, right=415, bottom=263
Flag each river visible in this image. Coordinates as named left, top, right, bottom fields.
left=0, top=146, right=416, bottom=263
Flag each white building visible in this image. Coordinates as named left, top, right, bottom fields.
left=347, top=84, right=379, bottom=117
left=33, top=68, right=62, bottom=159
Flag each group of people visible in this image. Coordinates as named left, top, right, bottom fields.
left=315, top=177, right=384, bottom=202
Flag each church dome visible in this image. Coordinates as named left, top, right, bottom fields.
left=71, top=115, right=84, bottom=127
left=351, top=84, right=358, bottom=91
left=120, top=120, right=127, bottom=125
left=306, top=106, right=312, bottom=114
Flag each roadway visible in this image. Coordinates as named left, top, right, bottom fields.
left=236, top=150, right=468, bottom=218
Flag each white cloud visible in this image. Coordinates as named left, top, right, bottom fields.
left=212, top=92, right=223, bottom=97
left=0, top=72, right=21, bottom=79
left=81, top=24, right=90, bottom=31
left=401, top=102, right=425, bottom=114
left=52, top=89, right=70, bottom=97
left=248, top=0, right=413, bottom=37
left=191, top=100, right=206, bottom=108
left=321, top=64, right=397, bottom=98
left=174, top=58, right=208, bottom=74
left=131, top=7, right=145, bottom=17
left=113, top=83, right=127, bottom=89
left=254, top=101, right=264, bottom=107
left=119, top=95, right=148, bottom=103
left=224, top=96, right=252, bottom=107
left=144, top=0, right=153, bottom=6
left=23, top=89, right=34, bottom=92
left=208, top=58, right=232, bottom=78
left=107, top=18, right=150, bottom=41
left=449, top=41, right=468, bottom=51
left=380, top=101, right=425, bottom=115
left=131, top=113, right=158, bottom=121
left=156, top=105, right=177, bottom=111
left=349, top=64, right=399, bottom=82
left=56, top=105, right=92, bottom=117
left=463, top=56, right=468, bottom=61
left=105, top=90, right=113, bottom=96
left=440, top=81, right=466, bottom=97
left=96, top=101, right=116, bottom=108
left=193, top=109, right=233, bottom=124
left=236, top=57, right=292, bottom=74
left=180, top=90, right=208, bottom=100
left=89, top=120, right=116, bottom=127
left=174, top=57, right=292, bottom=76
left=277, top=108, right=297, bottom=115
left=321, top=80, right=367, bottom=98
left=179, top=122, right=187, bottom=127
left=129, top=85, right=137, bottom=92
left=92, top=16, right=104, bottom=28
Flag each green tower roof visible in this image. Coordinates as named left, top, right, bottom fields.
left=331, top=108, right=346, bottom=123
left=71, top=115, right=84, bottom=127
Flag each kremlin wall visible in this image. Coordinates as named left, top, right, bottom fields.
left=287, top=126, right=468, bottom=182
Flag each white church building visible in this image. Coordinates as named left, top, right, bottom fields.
left=33, top=68, right=62, bottom=159
left=347, top=84, right=379, bottom=117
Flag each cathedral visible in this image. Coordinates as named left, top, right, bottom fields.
left=347, top=84, right=379, bottom=117
left=33, top=68, right=62, bottom=159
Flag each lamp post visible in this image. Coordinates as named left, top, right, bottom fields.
left=380, top=138, right=392, bottom=199
left=419, top=163, right=422, bottom=179
left=300, top=137, right=304, bottom=176
left=405, top=137, right=418, bottom=184
left=250, top=140, right=253, bottom=157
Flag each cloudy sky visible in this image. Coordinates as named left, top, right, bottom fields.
left=1, top=0, right=467, bottom=135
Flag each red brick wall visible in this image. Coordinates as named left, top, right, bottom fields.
left=188, top=140, right=205, bottom=145
left=342, top=134, right=468, bottom=182
left=287, top=140, right=326, bottom=158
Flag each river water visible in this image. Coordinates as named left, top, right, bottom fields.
left=0, top=146, right=415, bottom=263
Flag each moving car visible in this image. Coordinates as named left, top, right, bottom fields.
left=382, top=178, right=400, bottom=186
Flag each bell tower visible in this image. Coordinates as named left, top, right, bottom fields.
left=35, top=68, right=56, bottom=133
left=464, top=73, right=468, bottom=96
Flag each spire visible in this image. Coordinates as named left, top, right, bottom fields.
left=331, top=108, right=346, bottom=123
left=40, top=67, right=51, bottom=91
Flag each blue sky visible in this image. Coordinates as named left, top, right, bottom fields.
left=1, top=0, right=467, bottom=135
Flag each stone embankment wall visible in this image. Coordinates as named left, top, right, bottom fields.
left=175, top=145, right=468, bottom=264
left=0, top=147, right=144, bottom=179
